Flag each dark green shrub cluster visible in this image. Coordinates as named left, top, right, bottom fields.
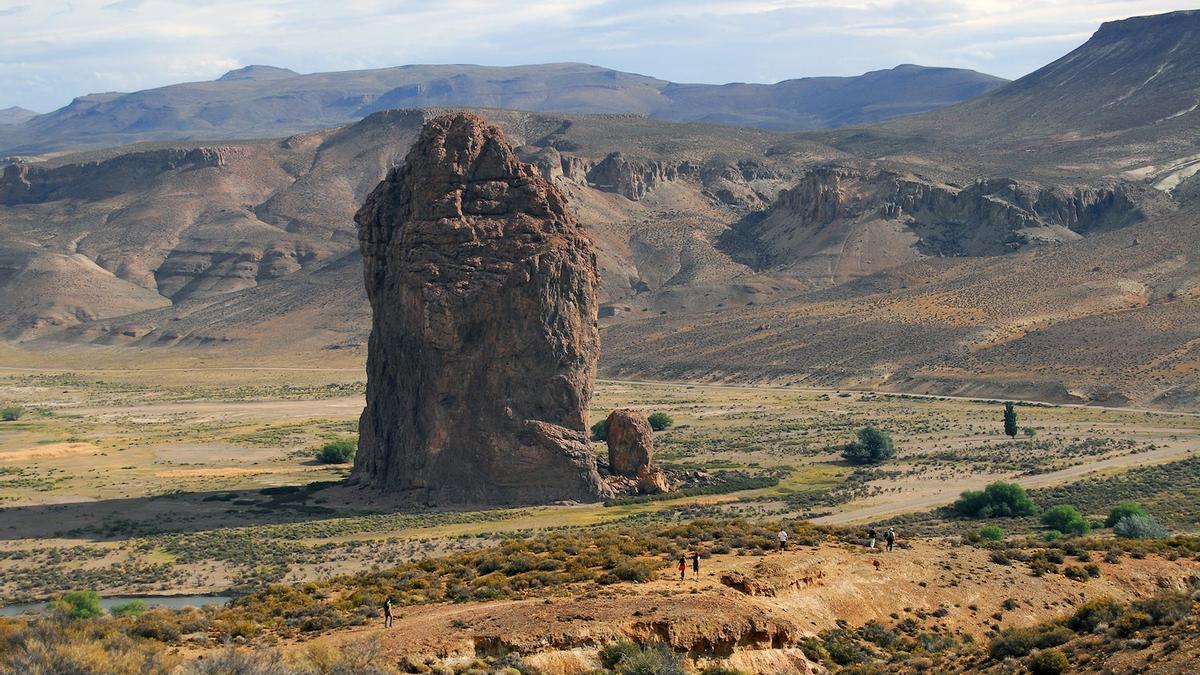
left=598, top=640, right=686, bottom=675
left=0, top=406, right=22, bottom=421
left=841, top=426, right=896, bottom=465
left=954, top=481, right=1036, bottom=518
left=591, top=419, right=608, bottom=442
left=1041, top=505, right=1089, bottom=536
left=1113, top=514, right=1168, bottom=539
left=315, top=439, right=356, bottom=464
left=647, top=412, right=674, bottom=431
left=1106, top=502, right=1149, bottom=527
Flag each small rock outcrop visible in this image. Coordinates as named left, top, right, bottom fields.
left=352, top=112, right=607, bottom=505
left=605, top=409, right=670, bottom=494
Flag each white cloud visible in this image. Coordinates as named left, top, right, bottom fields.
left=0, top=0, right=1195, bottom=110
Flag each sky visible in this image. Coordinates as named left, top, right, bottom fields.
left=1, top=0, right=1196, bottom=112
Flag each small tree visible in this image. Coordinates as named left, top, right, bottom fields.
left=590, top=419, right=608, bottom=442
left=1113, top=514, right=1168, bottom=540
left=1003, top=402, right=1018, bottom=438
left=1106, top=502, right=1149, bottom=528
left=1041, top=505, right=1089, bottom=536
left=1, top=406, right=23, bottom=422
left=647, top=412, right=674, bottom=431
left=978, top=526, right=1005, bottom=541
left=315, top=439, right=356, bottom=464
left=841, top=426, right=896, bottom=465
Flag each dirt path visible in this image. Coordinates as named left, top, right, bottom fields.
left=814, top=441, right=1199, bottom=525
left=69, top=396, right=365, bottom=420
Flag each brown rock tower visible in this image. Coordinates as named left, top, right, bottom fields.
left=352, top=112, right=606, bottom=505
left=605, top=409, right=670, bottom=494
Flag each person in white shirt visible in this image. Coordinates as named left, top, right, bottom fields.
left=777, top=529, right=788, bottom=551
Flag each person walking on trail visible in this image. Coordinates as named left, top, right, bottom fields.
left=678, top=555, right=687, bottom=581
left=868, top=527, right=878, bottom=549
left=885, top=527, right=896, bottom=552
left=383, top=597, right=394, bottom=628
left=777, top=528, right=788, bottom=551
left=692, top=551, right=701, bottom=580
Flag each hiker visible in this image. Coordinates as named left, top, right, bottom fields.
left=692, top=551, right=701, bottom=580
left=885, top=527, right=896, bottom=552
left=383, top=597, right=394, bottom=628
left=868, top=527, right=878, bottom=549
left=777, top=528, right=788, bottom=551
left=678, top=555, right=687, bottom=580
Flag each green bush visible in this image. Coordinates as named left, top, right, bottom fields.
left=1113, top=611, right=1151, bottom=637
left=978, top=526, right=1005, bottom=541
left=1041, top=505, right=1089, bottom=536
left=1026, top=649, right=1070, bottom=675
left=1113, top=514, right=1168, bottom=539
left=611, top=559, right=655, bottom=582
left=954, top=481, right=1036, bottom=518
left=591, top=419, right=608, bottom=442
left=111, top=599, right=147, bottom=617
left=988, top=625, right=1072, bottom=659
left=55, top=590, right=103, bottom=619
left=841, top=426, right=896, bottom=465
left=647, top=412, right=674, bottom=431
left=315, top=440, right=356, bottom=464
left=0, top=406, right=22, bottom=421
left=1106, top=502, right=1148, bottom=528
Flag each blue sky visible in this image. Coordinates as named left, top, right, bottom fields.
left=1, top=0, right=1196, bottom=112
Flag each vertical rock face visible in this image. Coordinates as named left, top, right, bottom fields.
left=352, top=112, right=606, bottom=505
left=605, top=409, right=670, bottom=494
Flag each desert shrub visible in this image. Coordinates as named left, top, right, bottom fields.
left=1026, top=648, right=1070, bottom=675
left=647, top=412, right=674, bottom=431
left=1106, top=502, right=1149, bottom=528
left=1041, top=505, right=1089, bottom=536
left=1068, top=597, right=1123, bottom=632
left=1113, top=611, right=1151, bottom=637
left=988, top=625, right=1072, bottom=659
left=315, top=439, right=355, bottom=464
left=858, top=620, right=897, bottom=647
left=0, top=406, right=22, bottom=421
left=978, top=526, right=1005, bottom=541
left=1113, top=514, right=1168, bottom=540
left=823, top=630, right=865, bottom=666
left=599, top=641, right=685, bottom=675
left=954, top=481, right=1036, bottom=518
left=841, top=426, right=896, bottom=465
left=591, top=419, right=608, bottom=442
left=110, top=600, right=146, bottom=617
left=183, top=647, right=284, bottom=674
left=611, top=558, right=655, bottom=582
left=54, top=590, right=103, bottom=619
left=1062, top=565, right=1089, bottom=582
left=1132, top=591, right=1193, bottom=625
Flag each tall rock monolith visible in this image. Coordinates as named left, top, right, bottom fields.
left=351, top=112, right=606, bottom=505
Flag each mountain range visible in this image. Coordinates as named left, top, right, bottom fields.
left=0, top=63, right=1004, bottom=155
left=0, top=10, right=1198, bottom=410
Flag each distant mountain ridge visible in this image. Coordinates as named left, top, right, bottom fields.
left=0, top=62, right=1005, bottom=154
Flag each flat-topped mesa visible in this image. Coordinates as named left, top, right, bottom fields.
left=352, top=112, right=607, bottom=505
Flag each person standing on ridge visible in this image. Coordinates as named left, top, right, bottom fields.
left=885, top=527, right=896, bottom=552
left=777, top=528, right=788, bottom=551
left=383, top=597, right=394, bottom=628
left=692, top=551, right=701, bottom=580
left=868, top=527, right=878, bottom=549
left=678, top=555, right=687, bottom=581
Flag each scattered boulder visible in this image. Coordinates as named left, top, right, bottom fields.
left=605, top=408, right=670, bottom=494
left=351, top=112, right=608, bottom=505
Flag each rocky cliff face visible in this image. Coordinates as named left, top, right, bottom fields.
left=352, top=112, right=607, bottom=505
left=1, top=148, right=233, bottom=206
left=767, top=166, right=1142, bottom=257
left=604, top=408, right=670, bottom=494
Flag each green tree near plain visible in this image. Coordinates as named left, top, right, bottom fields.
left=1041, top=505, right=1090, bottom=535
left=1003, top=402, right=1018, bottom=438
left=954, top=481, right=1037, bottom=518
left=647, top=412, right=674, bottom=431
left=841, top=426, right=896, bottom=465
left=1106, top=502, right=1149, bottom=528
left=315, top=439, right=356, bottom=464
